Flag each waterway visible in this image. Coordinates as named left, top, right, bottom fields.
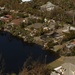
left=0, top=31, right=59, bottom=74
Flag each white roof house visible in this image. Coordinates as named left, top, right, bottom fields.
left=0, top=6, right=5, bottom=10
left=40, top=2, right=57, bottom=11
left=62, top=26, right=75, bottom=33
left=21, top=0, right=31, bottom=2
left=51, top=63, right=75, bottom=75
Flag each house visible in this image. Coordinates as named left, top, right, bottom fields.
left=65, top=10, right=75, bottom=18
left=70, top=26, right=75, bottom=30
left=27, top=23, right=44, bottom=29
left=54, top=45, right=62, bottom=52
left=40, top=2, right=57, bottom=11
left=10, top=10, right=19, bottom=14
left=29, top=15, right=42, bottom=20
left=43, top=27, right=49, bottom=31
left=64, top=10, right=75, bottom=24
left=10, top=18, right=25, bottom=25
left=27, top=15, right=42, bottom=23
left=62, top=26, right=75, bottom=33
left=21, top=0, right=31, bottom=4
left=51, top=63, right=75, bottom=75
left=5, top=15, right=12, bottom=19
left=48, top=56, right=75, bottom=75
left=10, top=10, right=15, bottom=13
left=0, top=6, right=5, bottom=10
left=0, top=17, right=9, bottom=22
left=44, top=18, right=48, bottom=23
left=0, top=15, right=12, bottom=23
left=21, top=0, right=31, bottom=2
left=34, top=36, right=44, bottom=45
left=66, top=41, right=75, bottom=49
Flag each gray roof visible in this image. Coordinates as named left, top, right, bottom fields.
left=40, top=2, right=57, bottom=11
left=27, top=23, right=44, bottom=29
left=65, top=10, right=75, bottom=17
left=41, top=2, right=55, bottom=8
left=63, top=56, right=75, bottom=65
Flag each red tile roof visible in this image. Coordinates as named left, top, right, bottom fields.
left=5, top=15, right=12, bottom=19
left=71, top=41, right=75, bottom=44
left=0, top=15, right=12, bottom=23
left=10, top=18, right=24, bottom=25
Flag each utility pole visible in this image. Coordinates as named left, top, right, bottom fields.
left=45, top=55, right=47, bottom=65
left=73, top=10, right=75, bottom=25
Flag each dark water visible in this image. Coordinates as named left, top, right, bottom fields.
left=0, top=31, right=59, bottom=74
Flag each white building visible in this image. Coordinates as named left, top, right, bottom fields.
left=62, top=26, right=75, bottom=33
left=21, top=0, right=31, bottom=2
left=40, top=2, right=58, bottom=11
left=51, top=63, right=75, bottom=75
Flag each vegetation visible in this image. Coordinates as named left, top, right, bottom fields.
left=71, top=47, right=75, bottom=56
left=0, top=0, right=75, bottom=74
left=19, top=59, right=52, bottom=75
left=47, top=39, right=54, bottom=49
left=0, top=21, right=5, bottom=28
left=63, top=30, right=75, bottom=41
left=0, top=56, right=52, bottom=75
left=0, top=55, right=5, bottom=75
left=0, top=0, right=75, bottom=23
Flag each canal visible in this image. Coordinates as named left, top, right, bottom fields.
left=0, top=31, right=59, bottom=74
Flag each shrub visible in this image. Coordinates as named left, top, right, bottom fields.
left=19, top=61, right=51, bottom=75
left=63, top=30, right=75, bottom=41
